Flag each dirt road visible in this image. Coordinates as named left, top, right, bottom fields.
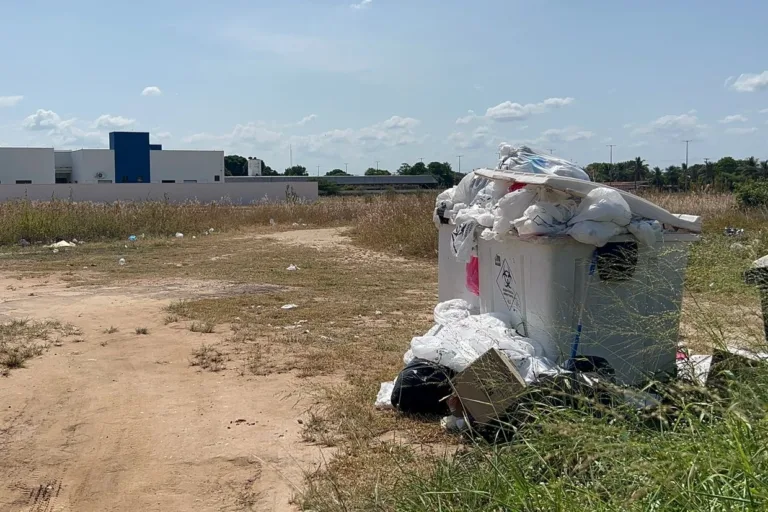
left=0, top=275, right=325, bottom=511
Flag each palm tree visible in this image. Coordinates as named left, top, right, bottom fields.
left=760, top=160, right=768, bottom=180
left=633, top=157, right=647, bottom=190
left=652, top=166, right=663, bottom=190
left=680, top=163, right=689, bottom=191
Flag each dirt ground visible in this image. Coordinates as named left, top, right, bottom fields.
left=0, top=228, right=436, bottom=512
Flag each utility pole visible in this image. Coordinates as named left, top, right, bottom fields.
left=317, top=165, right=320, bottom=177
left=457, top=155, right=463, bottom=174
left=289, top=145, right=293, bottom=168
left=375, top=160, right=380, bottom=172
left=419, top=157, right=424, bottom=163
left=606, top=144, right=616, bottom=181
left=546, top=148, right=555, bottom=155
left=683, top=140, right=692, bottom=168
left=344, top=163, right=348, bottom=174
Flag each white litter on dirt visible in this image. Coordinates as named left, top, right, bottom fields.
left=48, top=241, right=76, bottom=249
left=281, top=304, right=298, bottom=310
left=286, top=264, right=299, bottom=271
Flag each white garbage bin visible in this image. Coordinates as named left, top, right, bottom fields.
left=437, top=220, right=480, bottom=309
left=477, top=233, right=698, bottom=385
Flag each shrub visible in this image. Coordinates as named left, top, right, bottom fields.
left=735, top=181, right=768, bottom=208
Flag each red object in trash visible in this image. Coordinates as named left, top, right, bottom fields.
left=466, top=256, right=480, bottom=296
left=508, top=182, right=527, bottom=193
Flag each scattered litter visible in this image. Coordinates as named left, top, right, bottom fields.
left=192, top=236, right=196, bottom=239
left=18, top=239, right=30, bottom=247
left=440, top=415, right=468, bottom=432
left=281, top=304, right=298, bottom=310
left=118, top=258, right=126, bottom=266
left=175, top=232, right=184, bottom=238
left=48, top=241, right=76, bottom=249
left=77, top=240, right=85, bottom=245
left=391, top=359, right=455, bottom=415
left=175, top=263, right=183, bottom=268
left=269, top=219, right=276, bottom=226
left=72, top=238, right=78, bottom=244
left=52, top=248, right=59, bottom=254
left=286, top=264, right=299, bottom=271
left=724, top=226, right=745, bottom=237
left=208, top=228, right=215, bottom=233
left=128, top=235, right=137, bottom=242
left=375, top=310, right=383, bottom=315
left=124, top=245, right=128, bottom=249
left=677, top=354, right=713, bottom=386
left=292, top=222, right=300, bottom=227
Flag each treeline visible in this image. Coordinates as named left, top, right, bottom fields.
left=586, top=156, right=768, bottom=191
left=224, top=155, right=464, bottom=188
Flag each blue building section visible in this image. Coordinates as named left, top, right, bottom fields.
left=149, top=144, right=162, bottom=151
left=109, top=132, right=151, bottom=183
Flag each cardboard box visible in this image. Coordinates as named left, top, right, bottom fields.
left=452, top=348, right=527, bottom=425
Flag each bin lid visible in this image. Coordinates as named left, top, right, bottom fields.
left=474, top=169, right=701, bottom=233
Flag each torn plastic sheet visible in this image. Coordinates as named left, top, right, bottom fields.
left=497, top=144, right=591, bottom=181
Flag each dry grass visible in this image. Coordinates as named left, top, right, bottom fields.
left=189, top=321, right=216, bottom=333
left=190, top=344, right=226, bottom=372
left=0, top=319, right=75, bottom=374
left=135, top=327, right=149, bottom=335
left=103, top=326, right=119, bottom=334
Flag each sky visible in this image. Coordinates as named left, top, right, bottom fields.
left=1, top=0, right=768, bottom=175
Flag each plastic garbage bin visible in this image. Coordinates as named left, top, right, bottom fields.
left=438, top=220, right=480, bottom=308
left=477, top=233, right=699, bottom=385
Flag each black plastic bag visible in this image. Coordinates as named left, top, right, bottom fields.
left=391, top=359, right=455, bottom=415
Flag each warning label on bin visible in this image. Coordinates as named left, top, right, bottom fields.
left=496, top=258, right=520, bottom=312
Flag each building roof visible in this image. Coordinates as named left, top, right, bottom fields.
left=225, top=175, right=437, bottom=185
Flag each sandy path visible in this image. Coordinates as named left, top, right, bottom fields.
left=0, top=275, right=325, bottom=511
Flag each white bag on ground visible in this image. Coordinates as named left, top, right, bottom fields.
left=375, top=380, right=396, bottom=409
left=408, top=313, right=557, bottom=382
left=570, top=187, right=632, bottom=227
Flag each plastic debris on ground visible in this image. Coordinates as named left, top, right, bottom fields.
left=119, top=258, right=126, bottom=266
left=52, top=248, right=59, bottom=254
left=281, top=304, right=298, bottom=310
left=175, top=232, right=184, bottom=238
left=724, top=226, right=744, bottom=237
left=128, top=235, right=137, bottom=242
left=286, top=264, right=299, bottom=271
left=19, top=239, right=30, bottom=247
left=48, top=241, right=77, bottom=249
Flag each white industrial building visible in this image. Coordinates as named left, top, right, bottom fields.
left=0, top=131, right=224, bottom=185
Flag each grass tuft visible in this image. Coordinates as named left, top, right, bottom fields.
left=190, top=344, right=225, bottom=372
left=189, top=321, right=216, bottom=333
left=135, top=327, right=149, bottom=335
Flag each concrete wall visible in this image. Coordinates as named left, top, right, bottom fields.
left=54, top=151, right=73, bottom=170
left=71, top=149, right=116, bottom=183
left=0, top=182, right=317, bottom=203
left=0, top=148, right=55, bottom=184
left=150, top=150, right=224, bottom=184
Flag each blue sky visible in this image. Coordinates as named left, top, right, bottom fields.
left=1, top=0, right=767, bottom=174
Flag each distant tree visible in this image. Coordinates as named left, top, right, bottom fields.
left=665, top=166, right=681, bottom=190
left=284, top=165, right=308, bottom=176
left=427, top=161, right=454, bottom=188
left=409, top=161, right=428, bottom=175
left=365, top=168, right=391, bottom=176
left=633, top=157, right=648, bottom=187
left=326, top=169, right=350, bottom=176
left=396, top=163, right=413, bottom=175
left=652, top=166, right=663, bottom=190
left=224, top=155, right=248, bottom=176
left=261, top=165, right=278, bottom=176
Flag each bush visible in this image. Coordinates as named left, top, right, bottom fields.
left=736, top=182, right=768, bottom=208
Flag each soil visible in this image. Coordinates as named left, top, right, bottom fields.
left=0, top=274, right=329, bottom=511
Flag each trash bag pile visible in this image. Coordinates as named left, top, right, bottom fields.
left=436, top=145, right=671, bottom=262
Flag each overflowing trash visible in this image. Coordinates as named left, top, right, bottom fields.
left=377, top=144, right=712, bottom=439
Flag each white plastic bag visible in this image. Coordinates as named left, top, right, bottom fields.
left=567, top=221, right=624, bottom=247
left=628, top=218, right=661, bottom=246
left=570, top=188, right=631, bottom=227
left=512, top=201, right=574, bottom=236
left=452, top=172, right=489, bottom=206
left=497, top=145, right=591, bottom=181
left=375, top=381, right=396, bottom=409
left=433, top=299, right=475, bottom=326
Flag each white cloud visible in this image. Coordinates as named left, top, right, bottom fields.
left=601, top=137, right=613, bottom=143
left=535, top=126, right=594, bottom=144
left=141, top=86, right=163, bottom=97
left=623, top=123, right=634, bottom=129
left=448, top=126, right=495, bottom=150
left=632, top=112, right=706, bottom=140
left=730, top=71, right=768, bottom=92
left=759, top=108, right=768, bottom=114
left=0, top=95, right=23, bottom=107
left=519, top=125, right=529, bottom=131
left=381, top=115, right=420, bottom=130
left=725, top=126, right=758, bottom=135
left=724, top=76, right=735, bottom=88
left=21, top=109, right=110, bottom=147
left=93, top=114, right=136, bottom=130
left=22, top=109, right=64, bottom=131
left=630, top=141, right=649, bottom=148
left=485, top=97, right=574, bottom=122
left=455, top=110, right=477, bottom=125
left=185, top=122, right=283, bottom=149
left=153, top=131, right=172, bottom=140
left=718, top=114, right=748, bottom=124
left=296, top=114, right=318, bottom=126
left=350, top=0, right=372, bottom=9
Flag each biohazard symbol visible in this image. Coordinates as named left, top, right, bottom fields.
left=496, top=258, right=520, bottom=312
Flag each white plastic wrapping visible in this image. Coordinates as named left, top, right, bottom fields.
left=433, top=299, right=475, bottom=325
left=567, top=221, right=625, bottom=247
left=628, top=219, right=662, bottom=246
left=512, top=201, right=576, bottom=237
left=497, top=144, right=591, bottom=181
left=375, top=380, right=396, bottom=409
